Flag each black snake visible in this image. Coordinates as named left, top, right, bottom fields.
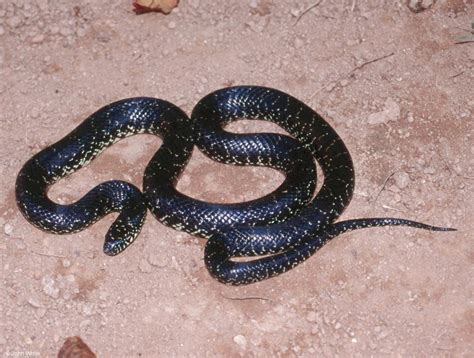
left=16, top=86, right=454, bottom=285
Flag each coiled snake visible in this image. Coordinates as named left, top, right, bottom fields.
left=16, top=86, right=454, bottom=285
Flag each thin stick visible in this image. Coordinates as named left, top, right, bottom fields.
left=373, top=171, right=396, bottom=204
left=449, top=71, right=465, bottom=79
left=350, top=0, right=357, bottom=12
left=455, top=38, right=474, bottom=44
left=349, top=52, right=395, bottom=74
left=309, top=52, right=394, bottom=99
left=30, top=249, right=67, bottom=258
left=221, top=293, right=273, bottom=303
left=381, top=204, right=406, bottom=213
left=294, top=0, right=323, bottom=25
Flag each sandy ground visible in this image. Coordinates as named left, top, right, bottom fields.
left=1, top=0, right=473, bottom=357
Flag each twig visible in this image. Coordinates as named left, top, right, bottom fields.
left=29, top=249, right=67, bottom=258
left=309, top=52, right=394, bottom=99
left=381, top=204, right=407, bottom=213
left=324, top=289, right=335, bottom=301
left=294, top=0, right=323, bottom=25
left=349, top=52, right=395, bottom=74
left=220, top=293, right=273, bottom=303
left=350, top=0, right=357, bottom=12
left=455, top=38, right=474, bottom=44
left=449, top=71, right=465, bottom=79
left=373, top=171, right=396, bottom=204
left=435, top=347, right=454, bottom=351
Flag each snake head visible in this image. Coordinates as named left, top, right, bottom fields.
left=103, top=238, right=125, bottom=256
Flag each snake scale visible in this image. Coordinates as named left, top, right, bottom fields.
left=16, top=86, right=454, bottom=285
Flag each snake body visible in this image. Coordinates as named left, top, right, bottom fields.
left=16, top=86, right=454, bottom=285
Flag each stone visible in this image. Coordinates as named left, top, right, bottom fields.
left=233, top=334, right=247, bottom=348
left=393, top=171, right=410, bottom=189
left=42, top=275, right=60, bottom=299
left=4, top=223, right=13, bottom=236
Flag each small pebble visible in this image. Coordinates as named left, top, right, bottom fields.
left=82, top=302, right=94, bottom=316
left=407, top=0, right=434, bottom=13
left=393, top=171, right=410, bottom=189
left=233, top=335, right=247, bottom=348
left=249, top=0, right=259, bottom=9
left=62, top=259, right=71, bottom=268
left=290, top=7, right=300, bottom=17
left=0, top=25, right=5, bottom=36
left=7, top=16, right=22, bottom=29
left=30, top=107, right=40, bottom=118
left=42, top=275, right=60, bottom=299
left=28, top=296, right=42, bottom=308
left=340, top=79, right=350, bottom=87
left=4, top=223, right=13, bottom=236
left=80, top=319, right=91, bottom=329
left=306, top=311, right=318, bottom=322
left=99, top=292, right=108, bottom=302
left=31, top=34, right=44, bottom=44
left=168, top=21, right=176, bottom=29
left=377, top=330, right=389, bottom=339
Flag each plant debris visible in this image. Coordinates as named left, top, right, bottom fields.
left=133, top=0, right=179, bottom=14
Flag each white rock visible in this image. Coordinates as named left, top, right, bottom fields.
left=393, top=171, right=410, bottom=189
left=82, top=302, right=94, bottom=316
left=249, top=0, right=259, bottom=9
left=233, top=335, right=247, bottom=348
left=42, top=275, right=59, bottom=299
left=27, top=296, right=41, bottom=308
left=62, top=259, right=71, bottom=268
left=4, top=223, right=13, bottom=236
left=31, top=34, right=44, bottom=44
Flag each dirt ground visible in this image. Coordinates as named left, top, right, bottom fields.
left=0, top=0, right=473, bottom=357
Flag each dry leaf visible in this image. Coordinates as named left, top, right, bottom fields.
left=133, top=0, right=179, bottom=14
left=58, top=336, right=97, bottom=358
